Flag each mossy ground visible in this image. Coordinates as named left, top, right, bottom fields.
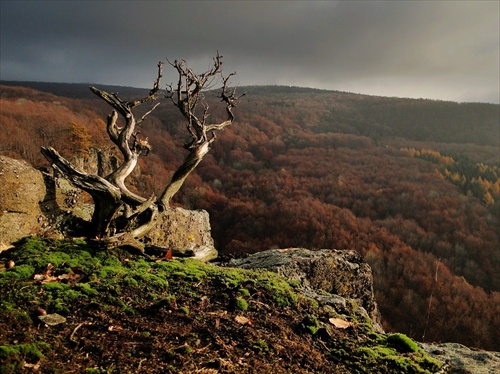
left=0, top=237, right=442, bottom=373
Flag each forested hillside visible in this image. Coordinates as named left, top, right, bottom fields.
left=1, top=82, right=499, bottom=350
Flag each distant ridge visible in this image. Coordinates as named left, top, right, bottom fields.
left=0, top=80, right=150, bottom=99
left=3, top=80, right=499, bottom=105
left=2, top=80, right=498, bottom=147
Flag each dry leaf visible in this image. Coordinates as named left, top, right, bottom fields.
left=34, top=263, right=58, bottom=283
left=58, top=272, right=81, bottom=286
left=41, top=275, right=59, bottom=284
left=33, top=274, right=45, bottom=282
left=165, top=248, right=173, bottom=260
left=235, top=315, right=253, bottom=326
left=329, top=317, right=352, bottom=329
left=24, top=362, right=40, bottom=370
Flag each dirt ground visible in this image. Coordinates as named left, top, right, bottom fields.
left=0, top=238, right=443, bottom=373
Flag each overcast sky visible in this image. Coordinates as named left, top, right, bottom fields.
left=1, top=1, right=499, bottom=103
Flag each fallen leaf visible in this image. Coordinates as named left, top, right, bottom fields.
left=33, top=274, right=45, bottom=282
left=235, top=315, right=253, bottom=326
left=41, top=275, right=59, bottom=284
left=329, top=317, right=352, bottom=329
left=58, top=272, right=81, bottom=286
left=44, top=263, right=54, bottom=276
left=34, top=263, right=58, bottom=283
left=165, top=248, right=173, bottom=260
left=24, top=362, right=40, bottom=370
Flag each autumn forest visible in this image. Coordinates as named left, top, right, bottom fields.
left=0, top=82, right=499, bottom=351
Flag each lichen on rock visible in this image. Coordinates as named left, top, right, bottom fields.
left=0, top=156, right=48, bottom=245
left=227, top=247, right=384, bottom=332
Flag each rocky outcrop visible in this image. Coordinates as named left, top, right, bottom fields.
left=0, top=156, right=217, bottom=261
left=227, top=248, right=384, bottom=332
left=419, top=342, right=500, bottom=374
left=227, top=248, right=500, bottom=373
left=144, top=207, right=218, bottom=262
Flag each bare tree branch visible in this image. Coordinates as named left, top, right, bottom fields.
left=40, top=54, right=240, bottom=250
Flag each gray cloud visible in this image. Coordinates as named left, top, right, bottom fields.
left=1, top=0, right=498, bottom=103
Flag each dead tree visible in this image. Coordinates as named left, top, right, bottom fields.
left=41, top=53, right=241, bottom=251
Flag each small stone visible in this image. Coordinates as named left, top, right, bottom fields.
left=39, top=313, right=66, bottom=326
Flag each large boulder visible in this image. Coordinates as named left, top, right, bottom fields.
left=0, top=156, right=218, bottom=262
left=418, top=342, right=500, bottom=374
left=0, top=156, right=48, bottom=246
left=144, top=208, right=218, bottom=262
left=228, top=248, right=383, bottom=332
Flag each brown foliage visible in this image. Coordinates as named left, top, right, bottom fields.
left=1, top=83, right=498, bottom=350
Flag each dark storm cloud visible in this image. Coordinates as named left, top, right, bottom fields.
left=1, top=1, right=498, bottom=103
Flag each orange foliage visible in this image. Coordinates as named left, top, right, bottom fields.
left=1, top=83, right=498, bottom=350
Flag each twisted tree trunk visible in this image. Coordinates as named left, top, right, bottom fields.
left=41, top=53, right=242, bottom=252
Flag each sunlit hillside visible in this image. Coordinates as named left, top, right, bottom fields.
left=1, top=82, right=499, bottom=350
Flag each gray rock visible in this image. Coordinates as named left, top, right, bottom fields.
left=0, top=156, right=48, bottom=244
left=228, top=248, right=383, bottom=331
left=38, top=313, right=67, bottom=326
left=419, top=342, right=500, bottom=374
left=0, top=156, right=218, bottom=262
left=144, top=207, right=218, bottom=262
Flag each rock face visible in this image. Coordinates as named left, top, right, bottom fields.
left=228, top=248, right=384, bottom=332
left=419, top=342, right=500, bottom=374
left=144, top=208, right=218, bottom=262
left=0, top=156, right=217, bottom=261
left=0, top=156, right=48, bottom=245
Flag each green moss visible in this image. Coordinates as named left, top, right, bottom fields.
left=238, top=288, right=250, bottom=297
left=174, top=344, right=193, bottom=355
left=43, top=282, right=82, bottom=300
left=0, top=342, right=49, bottom=371
left=251, top=339, right=269, bottom=352
left=75, top=283, right=99, bottom=296
left=123, top=276, right=139, bottom=287
left=301, top=314, right=320, bottom=335
left=303, top=296, right=320, bottom=309
left=9, top=264, right=35, bottom=279
left=235, top=298, right=249, bottom=311
left=355, top=337, right=442, bottom=374
left=386, top=333, right=420, bottom=353
left=152, top=258, right=298, bottom=309
left=180, top=306, right=190, bottom=315
left=358, top=345, right=397, bottom=359
left=0, top=301, right=17, bottom=312
left=153, top=258, right=207, bottom=282
left=0, top=343, right=44, bottom=360
left=43, top=252, right=71, bottom=267
left=133, top=272, right=168, bottom=289
left=98, top=265, right=127, bottom=279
